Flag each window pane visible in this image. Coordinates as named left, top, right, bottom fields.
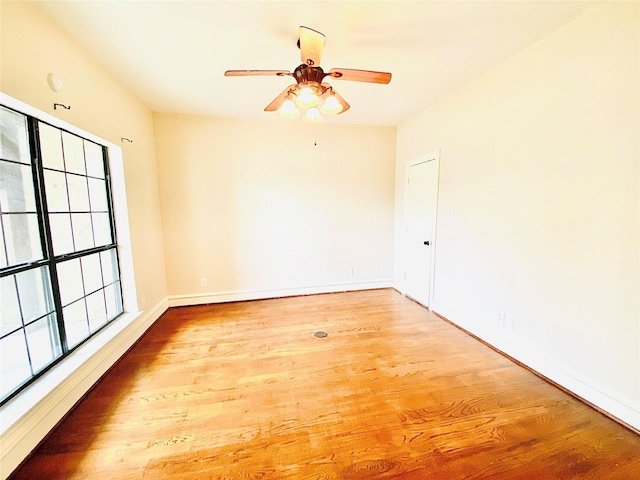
left=81, top=253, right=102, bottom=294
left=63, top=299, right=89, bottom=349
left=100, top=249, right=118, bottom=285
left=57, top=258, right=84, bottom=306
left=105, top=282, right=123, bottom=320
left=87, top=290, right=107, bottom=332
left=92, top=212, right=112, bottom=246
left=62, top=132, right=85, bottom=175
left=44, top=170, right=69, bottom=212
left=0, top=106, right=30, bottom=164
left=71, top=213, right=94, bottom=251
left=84, top=141, right=104, bottom=179
left=88, top=178, right=108, bottom=211
left=26, top=314, right=62, bottom=373
left=16, top=266, right=54, bottom=324
left=1, top=275, right=22, bottom=335
left=67, top=174, right=90, bottom=212
left=2, top=105, right=122, bottom=402
left=0, top=330, right=32, bottom=398
left=0, top=160, right=36, bottom=212
left=39, top=122, right=64, bottom=171
left=49, top=213, right=74, bottom=255
left=1, top=213, right=43, bottom=266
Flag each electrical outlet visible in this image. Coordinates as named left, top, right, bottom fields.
left=496, top=312, right=505, bottom=326
left=346, top=267, right=354, bottom=278
left=140, top=296, right=146, bottom=309
left=200, top=277, right=208, bottom=287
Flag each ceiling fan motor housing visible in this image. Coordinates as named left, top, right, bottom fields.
left=293, top=64, right=326, bottom=85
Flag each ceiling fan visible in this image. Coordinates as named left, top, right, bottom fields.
left=224, top=26, right=392, bottom=122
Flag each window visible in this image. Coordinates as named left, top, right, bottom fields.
left=0, top=104, right=123, bottom=404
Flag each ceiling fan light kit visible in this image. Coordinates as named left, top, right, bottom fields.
left=224, top=26, right=391, bottom=122
left=276, top=82, right=343, bottom=122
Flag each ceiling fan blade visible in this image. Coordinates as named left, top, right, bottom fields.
left=224, top=70, right=291, bottom=77
left=299, top=26, right=325, bottom=66
left=327, top=68, right=392, bottom=84
left=264, top=84, right=297, bottom=111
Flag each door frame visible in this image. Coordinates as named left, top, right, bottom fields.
left=403, top=150, right=441, bottom=309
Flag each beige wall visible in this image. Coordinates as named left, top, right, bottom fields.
left=0, top=0, right=167, bottom=309
left=1, top=3, right=168, bottom=475
left=154, top=113, right=396, bottom=300
left=395, top=2, right=639, bottom=427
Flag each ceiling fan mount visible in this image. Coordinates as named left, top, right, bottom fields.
left=224, top=26, right=392, bottom=121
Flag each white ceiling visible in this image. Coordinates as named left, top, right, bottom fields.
left=35, top=0, right=600, bottom=126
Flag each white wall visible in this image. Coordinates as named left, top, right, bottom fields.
left=394, top=2, right=639, bottom=428
left=154, top=113, right=396, bottom=304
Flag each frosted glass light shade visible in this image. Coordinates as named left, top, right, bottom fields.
left=320, top=95, right=343, bottom=114
left=304, top=107, right=323, bottom=123
left=278, top=99, right=300, bottom=118
left=295, top=87, right=319, bottom=108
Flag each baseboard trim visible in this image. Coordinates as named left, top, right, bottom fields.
left=168, top=280, right=393, bottom=307
left=0, top=298, right=169, bottom=480
left=431, top=310, right=640, bottom=434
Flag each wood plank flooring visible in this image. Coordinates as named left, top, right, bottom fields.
left=9, top=289, right=640, bottom=479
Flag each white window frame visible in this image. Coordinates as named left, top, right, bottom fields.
left=0, top=93, right=139, bottom=443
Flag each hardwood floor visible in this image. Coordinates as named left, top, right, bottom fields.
left=9, top=289, right=640, bottom=479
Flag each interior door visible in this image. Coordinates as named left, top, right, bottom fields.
left=404, top=159, right=439, bottom=307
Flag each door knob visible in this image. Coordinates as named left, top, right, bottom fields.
left=424, top=241, right=430, bottom=246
